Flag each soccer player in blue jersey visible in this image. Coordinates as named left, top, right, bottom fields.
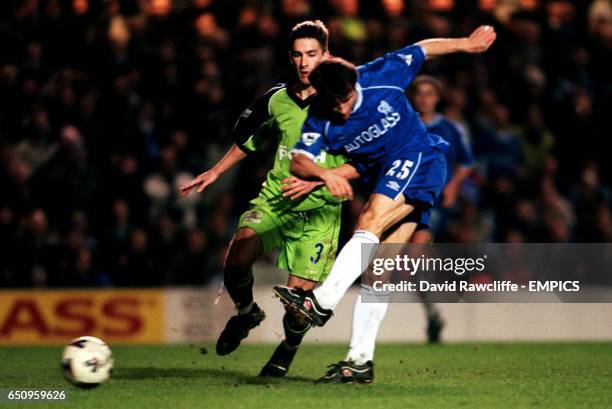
left=410, top=75, right=475, bottom=237
left=409, top=75, right=476, bottom=343
left=274, top=25, right=496, bottom=383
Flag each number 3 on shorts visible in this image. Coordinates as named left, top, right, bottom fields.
left=310, top=243, right=324, bottom=264
left=386, top=159, right=414, bottom=179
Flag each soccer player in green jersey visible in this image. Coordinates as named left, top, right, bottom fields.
left=180, top=20, right=357, bottom=377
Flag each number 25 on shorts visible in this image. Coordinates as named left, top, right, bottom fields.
left=386, top=159, right=414, bottom=180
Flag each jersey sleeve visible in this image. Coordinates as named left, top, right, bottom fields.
left=232, top=85, right=283, bottom=153
left=291, top=115, right=329, bottom=161
left=359, top=45, right=426, bottom=89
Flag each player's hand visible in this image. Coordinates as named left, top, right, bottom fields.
left=179, top=170, right=219, bottom=197
left=442, top=182, right=459, bottom=208
left=320, top=170, right=353, bottom=200
left=465, top=25, right=497, bottom=53
left=281, top=177, right=323, bottom=200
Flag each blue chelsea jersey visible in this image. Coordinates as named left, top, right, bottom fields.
left=293, top=45, right=448, bottom=176
left=426, top=114, right=474, bottom=182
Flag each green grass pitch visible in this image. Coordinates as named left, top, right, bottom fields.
left=1, top=342, right=611, bottom=408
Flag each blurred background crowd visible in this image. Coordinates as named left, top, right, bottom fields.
left=0, top=0, right=610, bottom=287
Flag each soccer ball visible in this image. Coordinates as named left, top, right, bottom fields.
left=61, top=336, right=114, bottom=387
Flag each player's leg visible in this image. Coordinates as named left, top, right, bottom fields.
left=312, top=152, right=447, bottom=383
left=312, top=151, right=447, bottom=314
left=410, top=224, right=445, bottom=343
left=216, top=207, right=283, bottom=355
left=345, top=222, right=417, bottom=364
left=286, top=274, right=317, bottom=289
left=273, top=196, right=415, bottom=325
left=261, top=205, right=341, bottom=376
left=274, top=151, right=447, bottom=327
left=223, top=227, right=262, bottom=311
left=317, top=222, right=417, bottom=384
left=259, top=275, right=316, bottom=377
left=282, top=275, right=317, bottom=347
left=310, top=193, right=415, bottom=308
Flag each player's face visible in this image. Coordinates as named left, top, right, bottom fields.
left=290, top=38, right=329, bottom=86
left=330, top=89, right=358, bottom=124
left=412, top=83, right=439, bottom=116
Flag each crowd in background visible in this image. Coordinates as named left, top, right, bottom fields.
left=0, top=0, right=610, bottom=287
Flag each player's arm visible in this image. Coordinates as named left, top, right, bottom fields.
left=442, top=165, right=472, bottom=208
left=179, top=144, right=246, bottom=196
left=289, top=115, right=354, bottom=199
left=360, top=26, right=495, bottom=91
left=282, top=162, right=359, bottom=200
left=416, top=25, right=496, bottom=59
left=332, top=162, right=360, bottom=179
left=442, top=123, right=475, bottom=208
left=290, top=153, right=353, bottom=200
left=179, top=86, right=279, bottom=197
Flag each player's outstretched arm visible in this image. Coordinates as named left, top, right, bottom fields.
left=282, top=163, right=359, bottom=200
left=416, top=25, right=497, bottom=59
left=290, top=153, right=353, bottom=199
left=179, top=143, right=247, bottom=197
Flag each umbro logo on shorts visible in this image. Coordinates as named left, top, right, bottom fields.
left=386, top=181, right=401, bottom=191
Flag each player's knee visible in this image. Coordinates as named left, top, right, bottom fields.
left=355, top=215, right=383, bottom=237
left=234, top=227, right=258, bottom=241
left=286, top=275, right=316, bottom=291
left=225, top=229, right=261, bottom=269
left=356, top=205, right=386, bottom=231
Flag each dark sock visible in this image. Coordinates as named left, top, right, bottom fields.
left=224, top=266, right=254, bottom=310
left=283, top=311, right=312, bottom=348
left=420, top=293, right=439, bottom=320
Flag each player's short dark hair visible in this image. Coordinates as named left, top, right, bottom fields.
left=411, top=75, right=442, bottom=96
left=309, top=58, right=358, bottom=123
left=289, top=20, right=329, bottom=52
left=309, top=57, right=357, bottom=103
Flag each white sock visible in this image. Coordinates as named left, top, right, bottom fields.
left=345, top=286, right=389, bottom=365
left=313, top=230, right=379, bottom=310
